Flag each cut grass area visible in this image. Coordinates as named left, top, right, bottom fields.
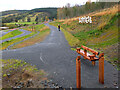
left=0, top=32, right=37, bottom=50
left=5, top=22, right=36, bottom=25
left=1, top=59, right=47, bottom=88
left=1, top=30, right=23, bottom=40
left=11, top=26, right=50, bottom=49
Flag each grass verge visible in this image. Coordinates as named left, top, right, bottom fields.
left=0, top=32, right=37, bottom=50
left=1, top=30, right=23, bottom=40
left=5, top=22, right=36, bottom=25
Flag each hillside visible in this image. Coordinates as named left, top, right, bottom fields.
left=1, top=10, right=28, bottom=16
left=50, top=4, right=119, bottom=70
left=1, top=8, right=57, bottom=23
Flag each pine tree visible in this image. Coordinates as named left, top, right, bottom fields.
left=35, top=16, right=39, bottom=22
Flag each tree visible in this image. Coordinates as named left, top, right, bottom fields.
left=35, top=16, right=39, bottom=22
left=27, top=17, right=31, bottom=22
left=2, top=23, right=6, bottom=27
left=41, top=18, right=44, bottom=22
left=53, top=18, right=56, bottom=21
left=56, top=1, right=118, bottom=20
left=22, top=18, right=25, bottom=22
left=85, top=1, right=91, bottom=12
left=15, top=19, right=18, bottom=22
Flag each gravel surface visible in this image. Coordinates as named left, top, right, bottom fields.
left=2, top=23, right=118, bottom=88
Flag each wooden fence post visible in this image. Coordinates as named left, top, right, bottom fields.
left=99, top=53, right=104, bottom=84
left=84, top=49, right=87, bottom=59
left=76, top=56, right=81, bottom=88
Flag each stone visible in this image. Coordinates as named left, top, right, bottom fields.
left=55, top=86, right=59, bottom=88
left=104, top=86, right=107, bottom=88
left=16, top=85, right=22, bottom=88
left=40, top=81, right=44, bottom=84
left=15, top=82, right=18, bottom=86
left=55, top=83, right=58, bottom=86
left=7, top=74, right=10, bottom=78
left=114, top=83, right=117, bottom=86
left=19, top=82, right=24, bottom=86
left=59, top=86, right=63, bottom=89
left=44, top=83, right=48, bottom=86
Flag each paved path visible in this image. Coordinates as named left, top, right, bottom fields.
left=0, top=29, right=31, bottom=43
left=2, top=23, right=118, bottom=88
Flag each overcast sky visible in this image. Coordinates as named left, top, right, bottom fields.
left=0, top=0, right=97, bottom=12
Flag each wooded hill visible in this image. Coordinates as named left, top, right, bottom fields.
left=57, top=2, right=118, bottom=19
left=1, top=8, right=57, bottom=23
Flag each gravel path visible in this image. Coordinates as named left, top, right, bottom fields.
left=0, top=29, right=31, bottom=43
left=2, top=23, right=118, bottom=88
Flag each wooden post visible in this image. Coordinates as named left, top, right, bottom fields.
left=76, top=48, right=81, bottom=53
left=84, top=49, right=87, bottom=56
left=89, top=55, right=96, bottom=66
left=99, top=53, right=104, bottom=84
left=32, top=26, right=33, bottom=31
left=76, top=56, right=81, bottom=88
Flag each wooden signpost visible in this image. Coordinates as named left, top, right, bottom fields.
left=99, top=53, right=104, bottom=84
left=76, top=56, right=81, bottom=88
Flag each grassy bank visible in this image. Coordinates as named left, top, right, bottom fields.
left=2, top=59, right=47, bottom=88
left=1, top=30, right=23, bottom=40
